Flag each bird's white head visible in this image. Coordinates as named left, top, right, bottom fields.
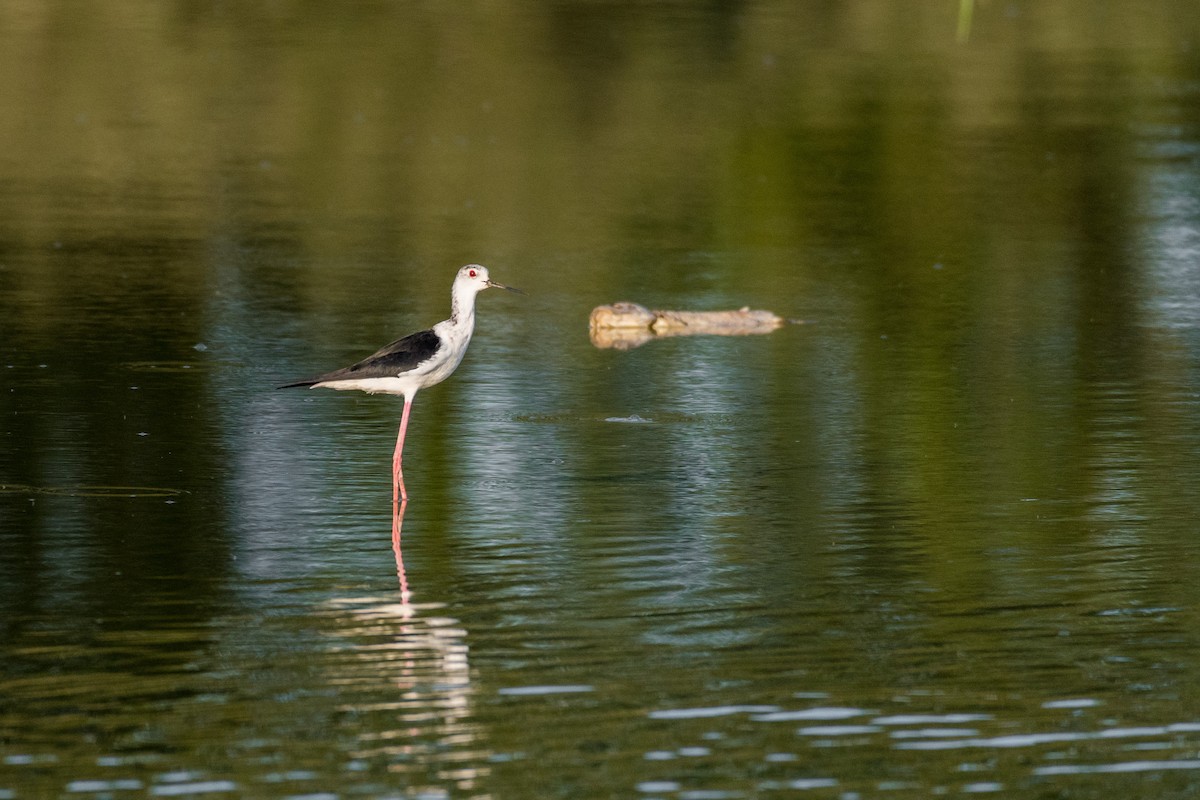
left=448, top=264, right=522, bottom=323
left=455, top=264, right=522, bottom=295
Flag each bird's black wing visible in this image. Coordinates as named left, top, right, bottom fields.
left=278, top=328, right=442, bottom=388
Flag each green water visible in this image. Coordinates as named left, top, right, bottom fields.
left=3, top=2, right=1200, bottom=798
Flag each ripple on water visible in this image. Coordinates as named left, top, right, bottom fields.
left=796, top=725, right=882, bottom=737
left=0, top=483, right=186, bottom=498
left=750, top=707, right=872, bottom=722
left=648, top=706, right=780, bottom=720
left=498, top=685, right=595, bottom=696
left=628, top=690, right=1200, bottom=798
left=65, top=779, right=144, bottom=792
left=1035, top=759, right=1200, bottom=775
left=1042, top=698, right=1102, bottom=709
left=149, top=777, right=238, bottom=796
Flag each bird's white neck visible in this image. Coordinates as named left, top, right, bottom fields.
left=448, top=281, right=479, bottom=330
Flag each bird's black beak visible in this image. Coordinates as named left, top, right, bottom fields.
left=487, top=280, right=525, bottom=295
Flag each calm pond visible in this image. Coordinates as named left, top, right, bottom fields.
left=3, top=2, right=1200, bottom=798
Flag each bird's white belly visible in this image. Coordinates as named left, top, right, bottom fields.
left=315, top=377, right=421, bottom=396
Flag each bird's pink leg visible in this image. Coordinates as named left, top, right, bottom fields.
left=393, top=399, right=413, bottom=503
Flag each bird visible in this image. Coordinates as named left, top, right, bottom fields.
left=279, top=264, right=521, bottom=504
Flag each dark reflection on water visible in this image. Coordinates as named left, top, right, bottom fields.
left=4, top=1, right=1200, bottom=798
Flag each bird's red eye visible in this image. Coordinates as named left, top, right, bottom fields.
left=468, top=269, right=477, bottom=278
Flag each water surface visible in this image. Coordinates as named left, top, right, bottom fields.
left=3, top=2, right=1200, bottom=798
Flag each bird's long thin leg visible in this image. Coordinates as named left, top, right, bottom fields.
left=393, top=399, right=413, bottom=503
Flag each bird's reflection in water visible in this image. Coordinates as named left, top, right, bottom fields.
left=320, top=503, right=480, bottom=789
left=393, top=497, right=412, bottom=606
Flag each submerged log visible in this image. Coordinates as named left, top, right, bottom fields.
left=589, top=301, right=799, bottom=350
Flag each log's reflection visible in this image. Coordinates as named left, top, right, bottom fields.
left=392, top=497, right=412, bottom=605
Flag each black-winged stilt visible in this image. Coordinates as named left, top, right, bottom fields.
left=280, top=264, right=521, bottom=503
